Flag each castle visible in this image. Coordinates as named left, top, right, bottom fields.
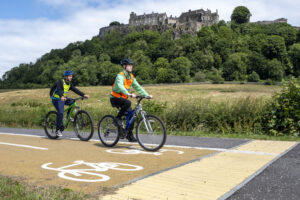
left=99, top=8, right=219, bottom=39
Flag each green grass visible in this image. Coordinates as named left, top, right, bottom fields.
left=0, top=175, right=89, bottom=200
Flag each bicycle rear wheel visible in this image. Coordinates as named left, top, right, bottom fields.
left=98, top=115, right=119, bottom=147
left=136, top=114, right=167, bottom=151
left=44, top=111, right=59, bottom=139
left=74, top=110, right=94, bottom=141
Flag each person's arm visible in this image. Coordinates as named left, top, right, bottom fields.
left=70, top=84, right=85, bottom=97
left=113, top=74, right=130, bottom=95
left=132, top=78, right=149, bottom=96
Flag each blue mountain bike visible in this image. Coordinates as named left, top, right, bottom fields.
left=98, top=96, right=167, bottom=151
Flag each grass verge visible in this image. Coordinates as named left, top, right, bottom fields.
left=0, top=175, right=90, bottom=200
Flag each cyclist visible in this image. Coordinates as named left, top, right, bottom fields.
left=50, top=70, right=89, bottom=137
left=110, top=58, right=152, bottom=142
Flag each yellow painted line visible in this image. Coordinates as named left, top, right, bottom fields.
left=100, top=140, right=297, bottom=200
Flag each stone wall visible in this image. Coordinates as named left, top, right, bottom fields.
left=254, top=18, right=287, bottom=25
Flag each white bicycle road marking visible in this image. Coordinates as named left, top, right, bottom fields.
left=0, top=141, right=48, bottom=150
left=41, top=160, right=143, bottom=182
left=106, top=146, right=184, bottom=155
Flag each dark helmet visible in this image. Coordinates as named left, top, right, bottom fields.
left=120, top=58, right=134, bottom=66
left=64, top=70, right=73, bottom=76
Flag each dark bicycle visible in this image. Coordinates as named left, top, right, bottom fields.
left=44, top=97, right=94, bottom=141
left=98, top=96, right=167, bottom=151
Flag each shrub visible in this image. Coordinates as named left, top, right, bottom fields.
left=194, top=71, right=206, bottom=82
left=248, top=71, right=260, bottom=82
left=263, top=79, right=300, bottom=136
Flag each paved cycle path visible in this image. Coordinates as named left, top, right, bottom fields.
left=0, top=132, right=214, bottom=193
left=0, top=128, right=298, bottom=199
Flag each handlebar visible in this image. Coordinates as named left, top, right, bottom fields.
left=73, top=96, right=87, bottom=101
left=135, top=96, right=151, bottom=105
left=135, top=96, right=151, bottom=100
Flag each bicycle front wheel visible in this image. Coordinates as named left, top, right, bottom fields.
left=136, top=114, right=167, bottom=151
left=98, top=115, right=119, bottom=147
left=74, top=110, right=94, bottom=141
left=44, top=111, right=58, bottom=139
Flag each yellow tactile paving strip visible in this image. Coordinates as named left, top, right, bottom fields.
left=100, top=140, right=297, bottom=200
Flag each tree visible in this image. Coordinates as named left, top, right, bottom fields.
left=109, top=21, right=121, bottom=26
left=188, top=50, right=214, bottom=75
left=248, top=71, right=260, bottom=82
left=263, top=23, right=297, bottom=46
left=222, top=53, right=247, bottom=81
left=153, top=57, right=170, bottom=69
left=231, top=6, right=252, bottom=24
left=170, top=57, right=192, bottom=82
left=288, top=43, right=300, bottom=76
left=100, top=61, right=121, bottom=85
left=246, top=52, right=268, bottom=79
left=156, top=68, right=177, bottom=83
left=131, top=50, right=154, bottom=83
left=266, top=59, right=284, bottom=81
left=262, top=35, right=287, bottom=60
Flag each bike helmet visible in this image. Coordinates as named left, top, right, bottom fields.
left=64, top=70, right=73, bottom=76
left=120, top=58, right=134, bottom=66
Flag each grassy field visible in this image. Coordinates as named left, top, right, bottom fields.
left=0, top=83, right=284, bottom=135
left=0, top=84, right=279, bottom=125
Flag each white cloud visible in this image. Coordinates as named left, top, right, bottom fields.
left=1, top=0, right=300, bottom=78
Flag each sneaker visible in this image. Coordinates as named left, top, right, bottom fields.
left=126, top=133, right=137, bottom=142
left=55, top=131, right=62, bottom=137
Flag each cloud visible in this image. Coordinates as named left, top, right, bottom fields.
left=0, top=0, right=299, bottom=78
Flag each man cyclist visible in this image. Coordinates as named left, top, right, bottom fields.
left=110, top=58, right=152, bottom=142
left=50, top=70, right=89, bottom=137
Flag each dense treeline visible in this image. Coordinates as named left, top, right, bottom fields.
left=1, top=7, right=300, bottom=89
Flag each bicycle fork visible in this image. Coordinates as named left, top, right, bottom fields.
left=141, top=111, right=153, bottom=134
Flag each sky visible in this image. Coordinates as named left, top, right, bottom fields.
left=0, top=0, right=300, bottom=78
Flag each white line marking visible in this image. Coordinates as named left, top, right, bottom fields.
left=0, top=132, right=46, bottom=138
left=0, top=141, right=48, bottom=150
left=0, top=132, right=279, bottom=156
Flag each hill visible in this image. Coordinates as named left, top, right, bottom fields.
left=1, top=9, right=300, bottom=89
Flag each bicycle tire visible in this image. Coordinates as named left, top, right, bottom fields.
left=98, top=115, right=119, bottom=147
left=44, top=111, right=59, bottom=139
left=74, top=110, right=94, bottom=141
left=136, top=114, right=167, bottom=151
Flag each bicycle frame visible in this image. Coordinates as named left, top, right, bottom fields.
left=63, top=101, right=79, bottom=128
left=124, top=98, right=153, bottom=133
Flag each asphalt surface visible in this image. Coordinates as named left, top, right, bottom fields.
left=227, top=143, right=300, bottom=200
left=0, top=127, right=299, bottom=200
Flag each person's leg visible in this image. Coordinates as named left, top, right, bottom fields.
left=110, top=98, right=136, bottom=141
left=110, top=98, right=131, bottom=119
left=64, top=98, right=75, bottom=117
left=126, top=120, right=137, bottom=142
left=52, top=99, right=64, bottom=132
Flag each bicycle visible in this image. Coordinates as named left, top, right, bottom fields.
left=44, top=97, right=94, bottom=141
left=98, top=96, right=167, bottom=151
